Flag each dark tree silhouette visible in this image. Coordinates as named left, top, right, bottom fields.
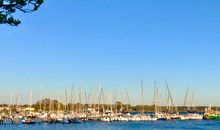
left=0, top=0, right=43, bottom=26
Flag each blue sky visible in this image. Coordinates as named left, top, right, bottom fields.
left=0, top=0, right=220, bottom=106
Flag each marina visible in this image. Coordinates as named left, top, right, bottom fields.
left=0, top=81, right=219, bottom=127
left=1, top=0, right=220, bottom=129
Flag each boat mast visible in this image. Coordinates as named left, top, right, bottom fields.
left=88, top=89, right=91, bottom=108
left=183, top=88, right=190, bottom=112
left=98, top=82, right=101, bottom=114
left=84, top=88, right=87, bottom=113
left=9, top=91, right=12, bottom=117
left=173, top=90, right=178, bottom=113
left=52, top=90, right=54, bottom=112
left=113, top=87, right=118, bottom=113
left=71, top=83, right=74, bottom=113
left=153, top=81, right=157, bottom=114
left=65, top=87, right=67, bottom=112
left=29, top=90, right=32, bottom=113
left=191, top=90, right=197, bottom=112
left=165, top=82, right=174, bottom=113
left=15, top=89, right=20, bottom=112
left=88, top=88, right=92, bottom=108
left=109, top=90, right=112, bottom=112
left=57, top=95, right=60, bottom=113
left=126, top=88, right=130, bottom=112
left=102, top=88, right=105, bottom=113
left=114, top=87, right=118, bottom=113
left=40, top=84, right=43, bottom=112
left=49, top=92, right=52, bottom=113
left=141, top=79, right=144, bottom=114
left=78, top=86, right=81, bottom=113
left=44, top=96, right=46, bottom=112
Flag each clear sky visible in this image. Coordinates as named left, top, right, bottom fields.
left=0, top=0, right=220, bottom=106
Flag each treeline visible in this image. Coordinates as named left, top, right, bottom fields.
left=30, top=99, right=210, bottom=112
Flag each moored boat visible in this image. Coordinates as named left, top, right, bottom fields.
left=22, top=117, right=35, bottom=124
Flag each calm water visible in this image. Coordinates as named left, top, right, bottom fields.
left=0, top=120, right=220, bottom=130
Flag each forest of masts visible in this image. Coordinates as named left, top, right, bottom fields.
left=2, top=81, right=204, bottom=113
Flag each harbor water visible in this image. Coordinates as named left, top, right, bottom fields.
left=0, top=120, right=220, bottom=130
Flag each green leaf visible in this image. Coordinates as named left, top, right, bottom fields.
left=0, top=14, right=3, bottom=23
left=37, top=0, right=44, bottom=5
left=34, top=5, right=40, bottom=11
left=16, top=0, right=26, bottom=6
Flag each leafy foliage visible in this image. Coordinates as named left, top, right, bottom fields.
left=0, top=0, right=43, bottom=26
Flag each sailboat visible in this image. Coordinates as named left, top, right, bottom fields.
left=138, top=80, right=152, bottom=121
left=156, top=82, right=179, bottom=121
left=22, top=91, right=36, bottom=124
left=22, top=116, right=35, bottom=124
left=151, top=81, right=158, bottom=121
left=183, top=88, right=203, bottom=120
left=69, top=84, right=82, bottom=123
